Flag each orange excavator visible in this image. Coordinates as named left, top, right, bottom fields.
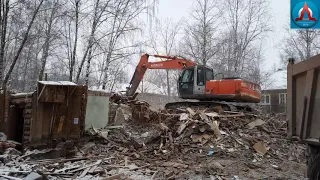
left=126, top=54, right=261, bottom=110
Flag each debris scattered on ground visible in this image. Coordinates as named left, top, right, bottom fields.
left=253, top=141, right=268, bottom=155
left=0, top=96, right=307, bottom=179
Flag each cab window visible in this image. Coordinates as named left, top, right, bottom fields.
left=181, top=69, right=193, bottom=82
left=197, top=68, right=205, bottom=85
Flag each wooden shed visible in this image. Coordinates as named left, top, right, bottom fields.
left=0, top=81, right=88, bottom=147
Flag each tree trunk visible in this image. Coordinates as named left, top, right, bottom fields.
left=75, top=44, right=90, bottom=83
left=102, top=50, right=112, bottom=90
left=69, top=0, right=80, bottom=82
left=306, top=29, right=311, bottom=60
left=84, top=46, right=94, bottom=85
left=22, top=46, right=32, bottom=91
left=75, top=0, right=100, bottom=83
left=3, top=0, right=44, bottom=88
left=39, top=1, right=57, bottom=81
left=0, top=0, right=9, bottom=87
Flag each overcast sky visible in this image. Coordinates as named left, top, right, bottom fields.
left=156, top=0, right=291, bottom=71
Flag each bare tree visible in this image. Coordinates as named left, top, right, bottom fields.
left=217, top=0, right=271, bottom=80
left=0, top=0, right=10, bottom=86
left=101, top=0, right=154, bottom=89
left=69, top=0, right=80, bottom=82
left=38, top=0, right=60, bottom=81
left=148, top=18, right=181, bottom=97
left=182, top=0, right=220, bottom=66
left=75, top=0, right=111, bottom=84
left=3, top=0, right=44, bottom=88
left=280, top=29, right=320, bottom=66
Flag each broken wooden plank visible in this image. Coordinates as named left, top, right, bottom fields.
left=0, top=174, right=22, bottom=180
left=205, top=112, right=219, bottom=117
left=87, top=165, right=99, bottom=174
left=124, top=156, right=128, bottom=167
left=105, top=125, right=123, bottom=129
left=218, top=114, right=245, bottom=118
left=102, top=174, right=124, bottom=180
left=54, top=165, right=81, bottom=173
left=103, top=165, right=127, bottom=168
left=128, top=164, right=150, bottom=171
left=0, top=169, right=31, bottom=174
left=177, top=121, right=189, bottom=135
left=186, top=108, right=196, bottom=117
left=223, top=111, right=241, bottom=114
left=69, top=160, right=102, bottom=173
left=78, top=167, right=91, bottom=178
left=56, top=155, right=111, bottom=163
left=199, top=112, right=209, bottom=121
left=151, top=171, right=158, bottom=180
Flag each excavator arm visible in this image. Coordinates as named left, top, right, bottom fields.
left=126, top=54, right=196, bottom=96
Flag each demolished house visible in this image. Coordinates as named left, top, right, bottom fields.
left=0, top=87, right=307, bottom=179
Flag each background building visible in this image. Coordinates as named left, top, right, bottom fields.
left=261, top=69, right=287, bottom=113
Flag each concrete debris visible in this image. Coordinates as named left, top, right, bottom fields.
left=114, top=104, right=132, bottom=125
left=0, top=97, right=307, bottom=179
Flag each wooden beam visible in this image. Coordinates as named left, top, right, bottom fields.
left=292, top=54, right=320, bottom=76
left=37, top=84, right=47, bottom=101
left=287, top=58, right=295, bottom=138
left=301, top=69, right=316, bottom=139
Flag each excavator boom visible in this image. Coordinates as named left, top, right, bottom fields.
left=126, top=54, right=196, bottom=96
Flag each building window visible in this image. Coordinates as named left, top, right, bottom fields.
left=279, top=93, right=287, bottom=104
left=261, top=94, right=271, bottom=104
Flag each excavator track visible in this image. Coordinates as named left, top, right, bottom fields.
left=165, top=101, right=255, bottom=112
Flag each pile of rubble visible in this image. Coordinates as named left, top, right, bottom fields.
left=0, top=98, right=307, bottom=179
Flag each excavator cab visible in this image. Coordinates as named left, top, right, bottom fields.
left=178, top=65, right=214, bottom=98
